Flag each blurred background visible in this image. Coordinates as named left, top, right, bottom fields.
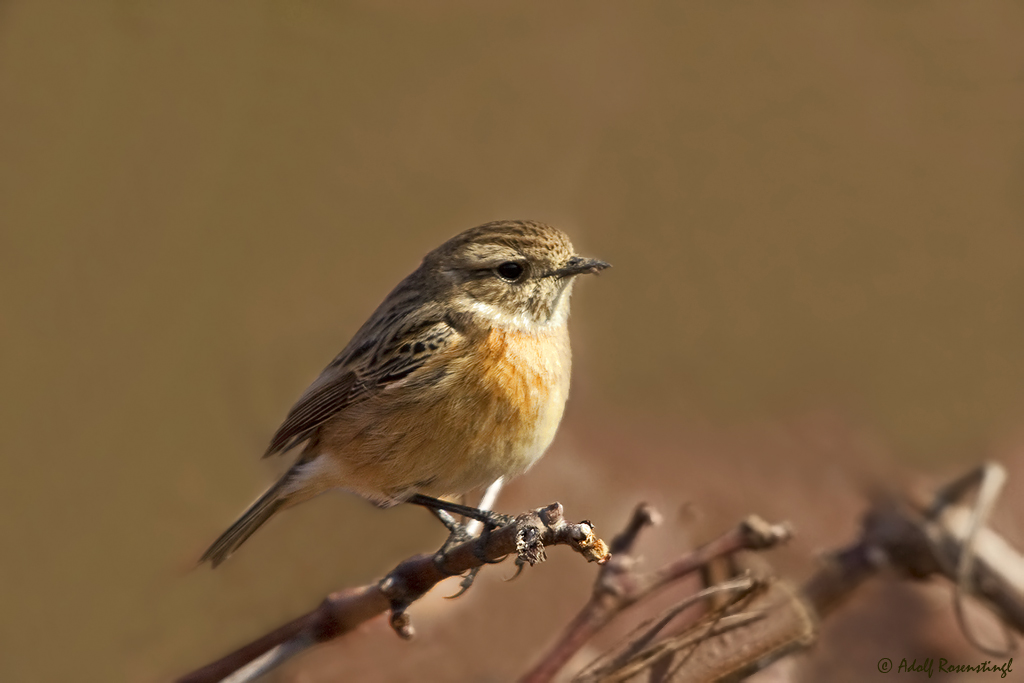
left=2, top=1, right=1023, bottom=681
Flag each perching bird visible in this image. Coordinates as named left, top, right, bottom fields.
left=201, top=220, right=608, bottom=567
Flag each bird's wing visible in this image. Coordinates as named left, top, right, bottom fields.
left=262, top=317, right=462, bottom=457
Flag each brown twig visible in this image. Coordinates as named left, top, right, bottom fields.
left=179, top=465, right=1024, bottom=683
left=519, top=506, right=793, bottom=683
left=805, top=464, right=1024, bottom=632
left=177, top=502, right=610, bottom=683
left=524, top=465, right=1024, bottom=683
left=723, top=462, right=1024, bottom=681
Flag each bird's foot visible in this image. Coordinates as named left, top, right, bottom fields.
left=408, top=493, right=513, bottom=528
left=432, top=509, right=474, bottom=558
left=418, top=503, right=513, bottom=598
left=443, top=518, right=510, bottom=598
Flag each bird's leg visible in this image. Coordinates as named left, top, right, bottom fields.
left=429, top=508, right=474, bottom=557
left=463, top=477, right=505, bottom=537
left=445, top=517, right=514, bottom=598
left=407, top=493, right=514, bottom=528
left=408, top=494, right=512, bottom=596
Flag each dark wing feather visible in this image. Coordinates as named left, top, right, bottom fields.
left=263, top=371, right=362, bottom=457
left=262, top=317, right=460, bottom=457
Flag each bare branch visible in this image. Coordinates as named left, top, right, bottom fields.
left=706, top=462, right=1024, bottom=681
left=551, top=463, right=1024, bottom=683
left=805, top=463, right=1024, bottom=632
left=177, top=502, right=610, bottom=683
left=519, top=508, right=792, bottom=683
left=178, top=463, right=1024, bottom=683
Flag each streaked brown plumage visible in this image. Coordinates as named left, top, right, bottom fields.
left=201, top=220, right=608, bottom=566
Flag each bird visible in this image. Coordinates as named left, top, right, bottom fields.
left=201, top=219, right=609, bottom=567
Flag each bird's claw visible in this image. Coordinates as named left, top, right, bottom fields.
left=433, top=527, right=473, bottom=576
left=437, top=514, right=512, bottom=595
left=504, top=561, right=526, bottom=582
left=445, top=566, right=482, bottom=599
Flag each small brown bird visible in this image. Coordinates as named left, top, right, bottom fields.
left=201, top=220, right=608, bottom=566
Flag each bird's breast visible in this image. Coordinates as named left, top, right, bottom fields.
left=467, top=324, right=571, bottom=471
left=316, top=322, right=573, bottom=501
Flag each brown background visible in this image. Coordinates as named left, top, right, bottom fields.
left=2, top=1, right=1023, bottom=681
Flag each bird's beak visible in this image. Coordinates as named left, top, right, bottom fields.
left=550, top=255, right=611, bottom=278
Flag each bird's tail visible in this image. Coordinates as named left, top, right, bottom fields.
left=200, top=478, right=292, bottom=567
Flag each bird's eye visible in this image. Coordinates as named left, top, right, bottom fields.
left=495, top=261, right=525, bottom=282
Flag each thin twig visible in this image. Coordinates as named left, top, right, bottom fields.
left=179, top=464, right=1024, bottom=683
left=573, top=575, right=762, bottom=682
left=519, top=507, right=792, bottom=683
